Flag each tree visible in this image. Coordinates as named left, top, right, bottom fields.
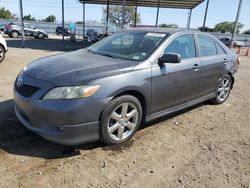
left=158, top=23, right=178, bottom=28
left=243, top=29, right=250, bottom=35
left=214, top=21, right=243, bottom=33
left=23, top=14, right=36, bottom=21
left=102, top=6, right=141, bottom=27
left=43, top=15, right=56, bottom=23
left=198, top=26, right=214, bottom=32
left=0, top=7, right=15, bottom=19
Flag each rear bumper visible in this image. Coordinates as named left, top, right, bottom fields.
left=15, top=106, right=99, bottom=145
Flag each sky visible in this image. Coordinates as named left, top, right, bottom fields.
left=1, top=0, right=250, bottom=31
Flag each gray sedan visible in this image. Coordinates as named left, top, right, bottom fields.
left=14, top=28, right=238, bottom=145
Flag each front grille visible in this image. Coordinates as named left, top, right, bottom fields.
left=15, top=83, right=40, bottom=98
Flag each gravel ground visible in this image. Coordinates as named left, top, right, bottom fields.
left=0, top=38, right=249, bottom=188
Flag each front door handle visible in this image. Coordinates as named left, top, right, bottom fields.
left=192, top=64, right=199, bottom=71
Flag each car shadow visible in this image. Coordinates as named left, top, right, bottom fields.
left=0, top=99, right=208, bottom=159
left=5, top=37, right=91, bottom=52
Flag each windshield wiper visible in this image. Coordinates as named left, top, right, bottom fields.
left=99, top=53, right=118, bottom=59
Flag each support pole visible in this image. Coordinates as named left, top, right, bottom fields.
left=231, top=0, right=243, bottom=48
left=82, top=2, right=85, bottom=39
left=134, top=5, right=137, bottom=28
left=202, top=0, right=209, bottom=31
left=122, top=0, right=126, bottom=28
left=62, top=0, right=65, bottom=41
left=155, top=0, right=160, bottom=27
left=19, top=0, right=25, bottom=48
left=106, top=0, right=109, bottom=34
left=186, top=9, right=192, bottom=29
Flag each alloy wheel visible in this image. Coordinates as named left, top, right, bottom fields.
left=217, top=77, right=231, bottom=102
left=12, top=31, right=18, bottom=38
left=107, top=102, right=139, bottom=141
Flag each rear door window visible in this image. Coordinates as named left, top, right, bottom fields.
left=215, top=42, right=226, bottom=55
left=197, top=35, right=217, bottom=57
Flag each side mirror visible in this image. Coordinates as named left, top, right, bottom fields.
left=158, top=53, right=181, bottom=65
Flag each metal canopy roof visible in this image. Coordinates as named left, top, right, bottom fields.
left=79, top=0, right=204, bottom=9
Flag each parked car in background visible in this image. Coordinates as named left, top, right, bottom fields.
left=4, top=22, right=48, bottom=39
left=220, top=37, right=244, bottom=47
left=55, top=26, right=71, bottom=36
left=0, top=24, right=5, bottom=32
left=14, top=29, right=238, bottom=145
left=86, top=29, right=104, bottom=43
left=0, top=33, right=7, bottom=63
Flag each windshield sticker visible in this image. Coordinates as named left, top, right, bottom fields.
left=146, top=33, right=166, bottom=37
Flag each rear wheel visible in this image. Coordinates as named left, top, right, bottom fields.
left=100, top=95, right=142, bottom=145
left=11, top=31, right=19, bottom=38
left=0, top=45, right=5, bottom=63
left=38, top=33, right=44, bottom=39
left=211, top=74, right=232, bottom=104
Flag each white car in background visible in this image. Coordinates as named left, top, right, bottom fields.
left=0, top=33, right=7, bottom=63
left=233, top=40, right=245, bottom=47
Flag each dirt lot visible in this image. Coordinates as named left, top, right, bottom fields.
left=0, top=38, right=249, bottom=188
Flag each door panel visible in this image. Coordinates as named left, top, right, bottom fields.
left=197, top=34, right=228, bottom=96
left=199, top=55, right=227, bottom=96
left=151, top=33, right=203, bottom=114
left=151, top=58, right=202, bottom=114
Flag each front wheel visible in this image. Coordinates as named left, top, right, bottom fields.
left=11, top=31, right=19, bottom=38
left=0, top=45, right=5, bottom=63
left=100, top=95, right=142, bottom=145
left=211, top=75, right=232, bottom=104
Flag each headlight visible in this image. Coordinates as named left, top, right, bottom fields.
left=43, top=85, right=100, bottom=100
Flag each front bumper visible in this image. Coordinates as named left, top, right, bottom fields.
left=13, top=72, right=110, bottom=145
left=15, top=106, right=99, bottom=145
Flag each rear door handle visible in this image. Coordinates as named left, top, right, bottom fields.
left=192, top=64, right=199, bottom=71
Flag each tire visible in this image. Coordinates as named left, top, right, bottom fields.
left=0, top=45, right=5, bottom=63
left=100, top=95, right=142, bottom=145
left=211, top=74, right=232, bottom=104
left=11, top=31, right=19, bottom=38
left=38, top=33, right=44, bottom=39
left=56, top=32, right=59, bottom=35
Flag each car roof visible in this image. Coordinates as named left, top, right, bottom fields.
left=125, top=27, right=199, bottom=34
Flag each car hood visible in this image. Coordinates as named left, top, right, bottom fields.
left=25, top=49, right=137, bottom=85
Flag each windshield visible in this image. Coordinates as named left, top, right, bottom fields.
left=88, top=30, right=168, bottom=61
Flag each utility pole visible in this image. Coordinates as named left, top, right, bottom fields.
left=231, top=0, right=243, bottom=48
left=62, top=0, right=65, bottom=41
left=202, top=0, right=209, bottom=31
left=19, top=0, right=25, bottom=48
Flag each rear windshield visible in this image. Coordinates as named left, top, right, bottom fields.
left=88, top=31, right=168, bottom=61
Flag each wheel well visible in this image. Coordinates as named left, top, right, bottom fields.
left=114, top=90, right=147, bottom=122
left=0, top=44, right=6, bottom=52
left=11, top=30, right=20, bottom=34
left=227, top=72, right=235, bottom=88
